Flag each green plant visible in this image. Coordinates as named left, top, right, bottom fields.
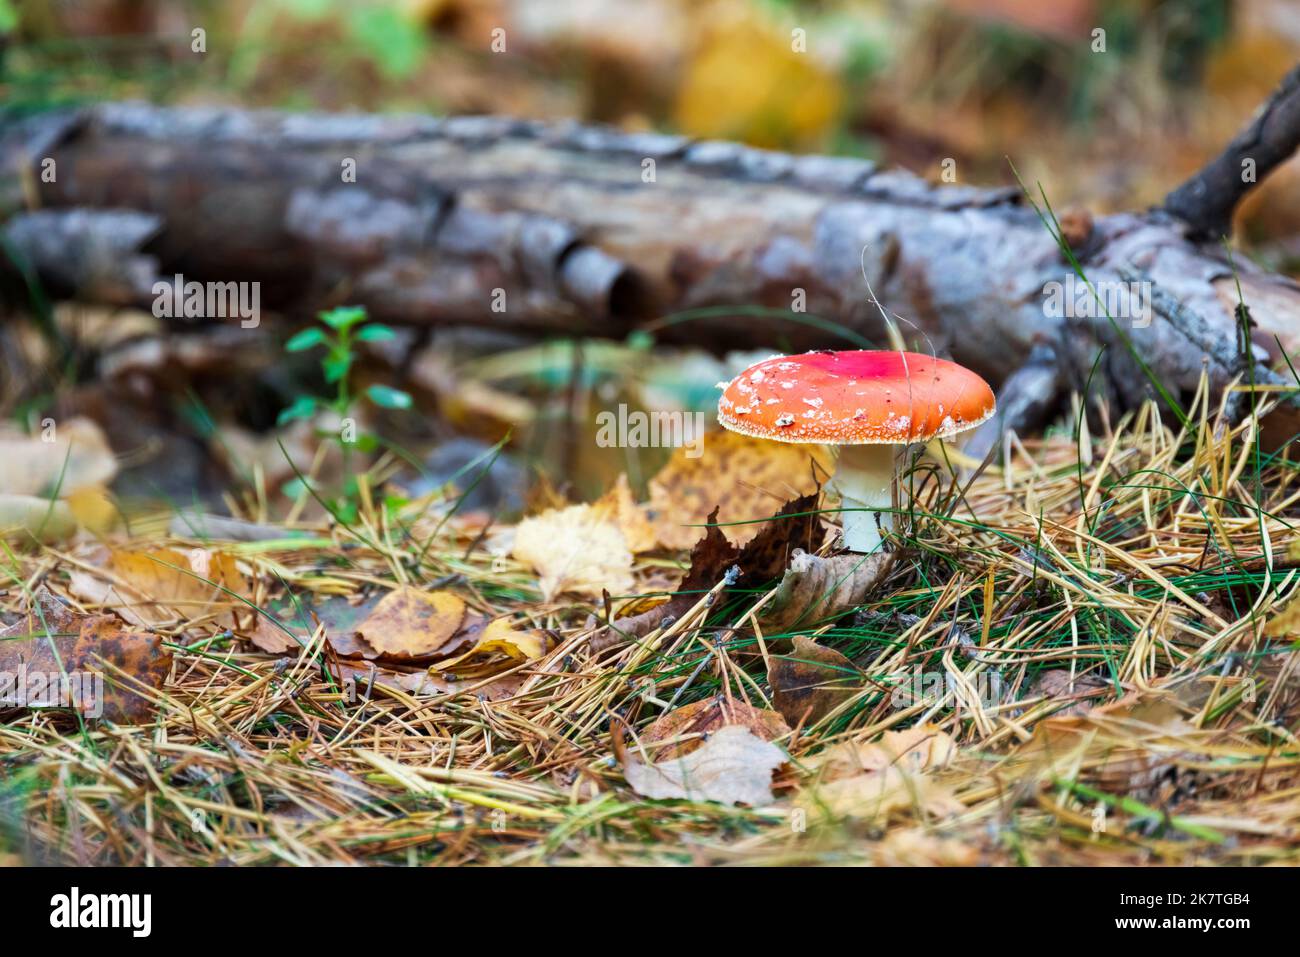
left=278, top=305, right=412, bottom=521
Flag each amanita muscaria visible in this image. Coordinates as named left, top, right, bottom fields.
left=716, top=350, right=996, bottom=553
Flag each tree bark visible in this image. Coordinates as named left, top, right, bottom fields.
left=3, top=101, right=1300, bottom=444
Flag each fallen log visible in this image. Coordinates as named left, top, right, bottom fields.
left=3, top=71, right=1300, bottom=448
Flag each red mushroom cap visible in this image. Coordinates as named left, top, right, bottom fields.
left=716, top=350, right=996, bottom=444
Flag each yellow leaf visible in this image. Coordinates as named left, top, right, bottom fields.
left=1265, top=591, right=1300, bottom=638
left=646, top=430, right=830, bottom=549
left=593, top=473, right=659, bottom=554
left=512, top=502, right=635, bottom=599
left=797, top=766, right=964, bottom=822
left=808, top=723, right=957, bottom=783
left=68, top=547, right=248, bottom=628
left=354, top=586, right=466, bottom=659
left=433, top=617, right=546, bottom=672
left=673, top=14, right=840, bottom=149
left=65, top=485, right=119, bottom=536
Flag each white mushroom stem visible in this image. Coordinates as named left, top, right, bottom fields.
left=833, top=443, right=900, bottom=553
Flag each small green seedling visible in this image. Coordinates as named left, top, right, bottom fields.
left=279, top=305, right=412, bottom=521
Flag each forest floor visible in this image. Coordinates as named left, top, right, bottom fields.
left=2, top=370, right=1298, bottom=867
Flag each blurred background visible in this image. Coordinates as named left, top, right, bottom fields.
left=2, top=0, right=1300, bottom=514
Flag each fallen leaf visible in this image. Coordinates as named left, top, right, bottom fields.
left=769, top=635, right=862, bottom=727
left=1265, top=590, right=1300, bottom=637
left=0, top=587, right=171, bottom=723
left=646, top=430, right=829, bottom=549
left=594, top=473, right=659, bottom=554
left=331, top=660, right=458, bottom=697
left=796, top=765, right=964, bottom=821
left=1024, top=670, right=1111, bottom=718
left=591, top=492, right=824, bottom=650
left=64, top=486, right=119, bottom=536
left=673, top=13, right=841, bottom=149
left=1025, top=681, right=1205, bottom=801
left=68, top=547, right=250, bottom=628
left=354, top=586, right=466, bottom=660
left=760, top=548, right=895, bottom=632
left=810, top=724, right=958, bottom=783
left=640, top=695, right=790, bottom=759
left=512, top=502, right=635, bottom=599
left=623, top=724, right=785, bottom=806
left=591, top=509, right=736, bottom=650
left=247, top=615, right=303, bottom=656
left=432, top=616, right=547, bottom=671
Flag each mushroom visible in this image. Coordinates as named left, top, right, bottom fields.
left=716, top=350, right=995, bottom=553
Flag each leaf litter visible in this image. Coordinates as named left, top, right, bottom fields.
left=2, top=386, right=1300, bottom=864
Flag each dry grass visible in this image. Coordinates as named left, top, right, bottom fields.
left=3, top=371, right=1300, bottom=867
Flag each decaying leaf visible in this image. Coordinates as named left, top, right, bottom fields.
left=1025, top=681, right=1205, bottom=801
left=591, top=492, right=824, bottom=650
left=595, top=473, right=659, bottom=554
left=645, top=430, right=829, bottom=549
left=875, top=828, right=980, bottom=866
left=512, top=501, right=635, bottom=599
left=1265, top=590, right=1300, bottom=637
left=0, top=587, right=171, bottom=723
left=760, top=548, right=895, bottom=632
left=640, top=695, right=790, bottom=760
left=809, top=724, right=958, bottom=783
left=623, top=724, right=786, bottom=806
left=799, top=724, right=963, bottom=822
left=1024, top=669, right=1112, bottom=718
left=353, top=586, right=466, bottom=659
left=68, top=547, right=250, bottom=628
left=432, top=616, right=547, bottom=671
left=768, top=635, right=862, bottom=727
left=796, top=765, right=965, bottom=821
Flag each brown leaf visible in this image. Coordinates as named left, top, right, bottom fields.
left=354, top=587, right=466, bottom=660
left=796, top=766, right=964, bottom=822
left=1024, top=670, right=1111, bottom=718
left=810, top=724, right=958, bottom=783
left=646, top=430, right=829, bottom=549
left=760, top=548, right=895, bottom=632
left=769, top=635, right=862, bottom=727
left=0, top=588, right=171, bottom=723
left=640, top=695, right=790, bottom=760
left=623, top=725, right=786, bottom=806
left=68, top=547, right=249, bottom=629
left=591, top=492, right=823, bottom=651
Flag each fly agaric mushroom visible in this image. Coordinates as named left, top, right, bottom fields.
left=716, top=350, right=995, bottom=553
